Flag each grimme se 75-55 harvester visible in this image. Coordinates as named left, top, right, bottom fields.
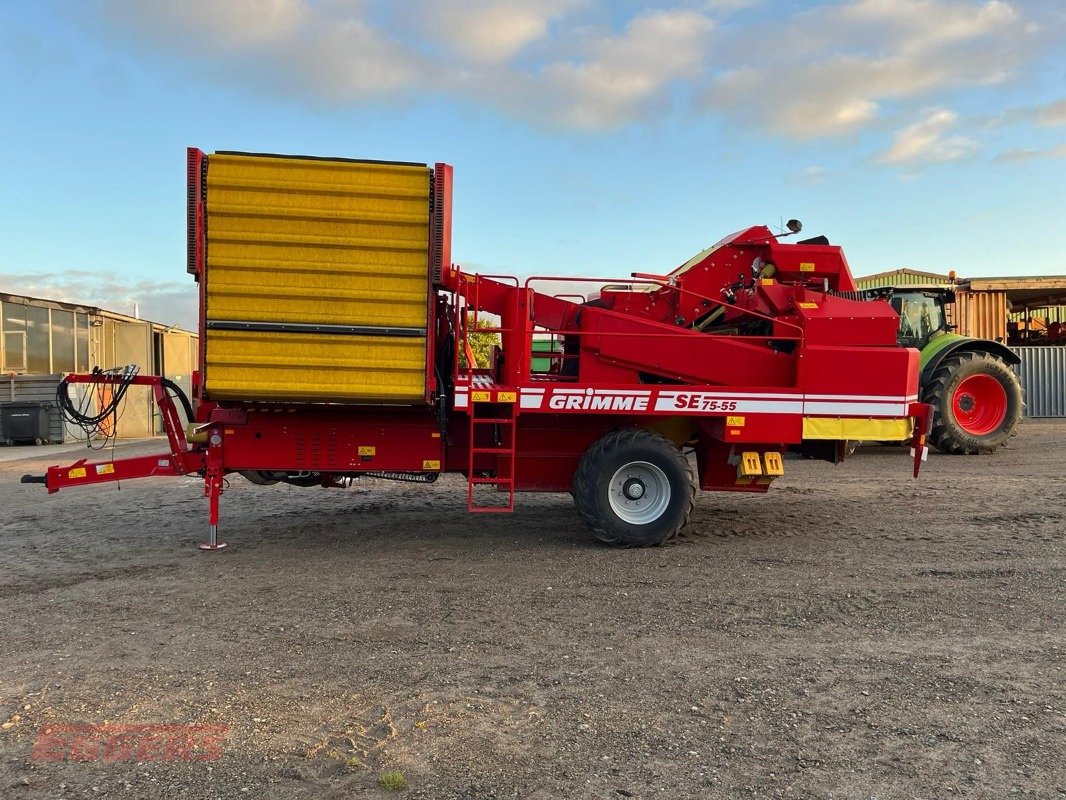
left=25, top=150, right=933, bottom=549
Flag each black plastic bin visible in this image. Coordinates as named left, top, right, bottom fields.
left=0, top=402, right=53, bottom=445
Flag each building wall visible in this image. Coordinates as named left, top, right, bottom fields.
left=1, top=296, right=198, bottom=440
left=1, top=300, right=93, bottom=374
left=955, top=291, right=1008, bottom=342
left=1013, top=346, right=1066, bottom=418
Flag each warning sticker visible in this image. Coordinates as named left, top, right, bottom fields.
left=95, top=464, right=115, bottom=475
left=68, top=468, right=87, bottom=479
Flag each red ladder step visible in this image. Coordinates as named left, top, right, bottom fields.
left=467, top=400, right=516, bottom=513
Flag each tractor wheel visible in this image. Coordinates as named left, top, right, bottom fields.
left=923, top=352, right=1023, bottom=454
left=572, top=429, right=695, bottom=547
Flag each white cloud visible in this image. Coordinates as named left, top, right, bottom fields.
left=791, top=166, right=829, bottom=185
left=1034, top=99, right=1066, bottom=127
left=876, top=108, right=979, bottom=165
left=532, top=9, right=715, bottom=129
left=994, top=143, right=1066, bottom=162
left=96, top=0, right=1051, bottom=145
left=105, top=0, right=424, bottom=101
left=703, top=0, right=1032, bottom=137
left=408, top=0, right=576, bottom=63
left=0, top=271, right=197, bottom=330
left=109, top=0, right=312, bottom=50
left=701, top=0, right=759, bottom=13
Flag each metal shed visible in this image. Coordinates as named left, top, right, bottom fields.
left=0, top=292, right=197, bottom=442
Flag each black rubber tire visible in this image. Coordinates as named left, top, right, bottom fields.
left=239, top=470, right=283, bottom=486
left=922, top=352, right=1023, bottom=454
left=572, top=429, right=695, bottom=548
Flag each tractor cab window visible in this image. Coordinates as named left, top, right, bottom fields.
left=891, top=292, right=944, bottom=348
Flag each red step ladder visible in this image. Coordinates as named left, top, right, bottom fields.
left=467, top=397, right=516, bottom=512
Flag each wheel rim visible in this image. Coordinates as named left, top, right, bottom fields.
left=608, top=461, right=671, bottom=525
left=952, top=374, right=1008, bottom=436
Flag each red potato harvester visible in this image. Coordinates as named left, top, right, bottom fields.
left=25, top=150, right=931, bottom=549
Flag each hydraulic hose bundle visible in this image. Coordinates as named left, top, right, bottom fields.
left=55, top=365, right=140, bottom=442
left=56, top=366, right=196, bottom=445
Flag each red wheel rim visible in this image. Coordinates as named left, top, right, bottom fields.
left=952, top=374, right=1007, bottom=435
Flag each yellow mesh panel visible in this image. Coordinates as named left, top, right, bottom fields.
left=202, top=153, right=432, bottom=402
left=206, top=330, right=427, bottom=402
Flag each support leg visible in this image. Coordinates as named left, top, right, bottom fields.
left=199, top=432, right=227, bottom=551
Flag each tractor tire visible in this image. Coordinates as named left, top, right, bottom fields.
left=572, top=429, right=695, bottom=547
left=922, top=352, right=1023, bottom=454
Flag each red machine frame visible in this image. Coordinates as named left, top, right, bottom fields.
left=31, top=158, right=932, bottom=549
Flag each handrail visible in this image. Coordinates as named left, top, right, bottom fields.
left=521, top=274, right=806, bottom=340
left=452, top=268, right=808, bottom=387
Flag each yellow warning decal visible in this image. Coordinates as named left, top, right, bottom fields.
left=496, top=391, right=516, bottom=403
left=431, top=432, right=441, bottom=438
left=471, top=391, right=491, bottom=403
left=797, top=302, right=819, bottom=309
left=68, top=468, right=87, bottom=479
left=726, top=416, right=745, bottom=427
left=95, top=464, right=115, bottom=475
left=759, top=278, right=775, bottom=285
left=800, top=262, right=816, bottom=272
left=358, top=446, right=376, bottom=456
left=422, top=459, right=441, bottom=470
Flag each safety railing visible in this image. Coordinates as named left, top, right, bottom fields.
left=451, top=270, right=805, bottom=389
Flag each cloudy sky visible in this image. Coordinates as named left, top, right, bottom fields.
left=1, top=0, right=1063, bottom=329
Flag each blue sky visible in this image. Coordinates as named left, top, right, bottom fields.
left=1, top=0, right=1064, bottom=328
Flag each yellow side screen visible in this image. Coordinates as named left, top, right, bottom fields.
left=202, top=152, right=432, bottom=403
left=206, top=330, right=428, bottom=403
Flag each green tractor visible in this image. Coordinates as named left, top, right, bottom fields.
left=864, top=286, right=1024, bottom=454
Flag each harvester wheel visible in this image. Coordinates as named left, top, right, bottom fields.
left=573, top=429, right=695, bottom=547
left=923, top=352, right=1023, bottom=454
left=239, top=470, right=281, bottom=486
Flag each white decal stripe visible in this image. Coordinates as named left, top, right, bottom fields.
left=551, top=389, right=653, bottom=396
left=520, top=396, right=544, bottom=409
left=804, top=393, right=917, bottom=402
left=656, top=391, right=802, bottom=401
left=804, top=401, right=909, bottom=417
left=652, top=398, right=804, bottom=414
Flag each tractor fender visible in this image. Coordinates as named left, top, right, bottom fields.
left=920, top=333, right=1019, bottom=383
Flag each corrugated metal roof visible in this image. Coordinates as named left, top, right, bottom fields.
left=853, top=268, right=953, bottom=289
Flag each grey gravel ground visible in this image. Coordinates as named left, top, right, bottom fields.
left=0, top=422, right=1063, bottom=799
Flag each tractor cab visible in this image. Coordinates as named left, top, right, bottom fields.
left=888, top=288, right=953, bottom=349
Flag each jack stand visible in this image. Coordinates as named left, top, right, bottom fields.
left=199, top=524, right=227, bottom=552
left=199, top=431, right=227, bottom=551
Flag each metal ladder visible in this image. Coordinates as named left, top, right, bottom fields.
left=466, top=399, right=516, bottom=512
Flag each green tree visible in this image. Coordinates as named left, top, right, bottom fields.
left=461, top=314, right=500, bottom=369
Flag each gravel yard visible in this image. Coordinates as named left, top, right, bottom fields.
left=0, top=422, right=1063, bottom=799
